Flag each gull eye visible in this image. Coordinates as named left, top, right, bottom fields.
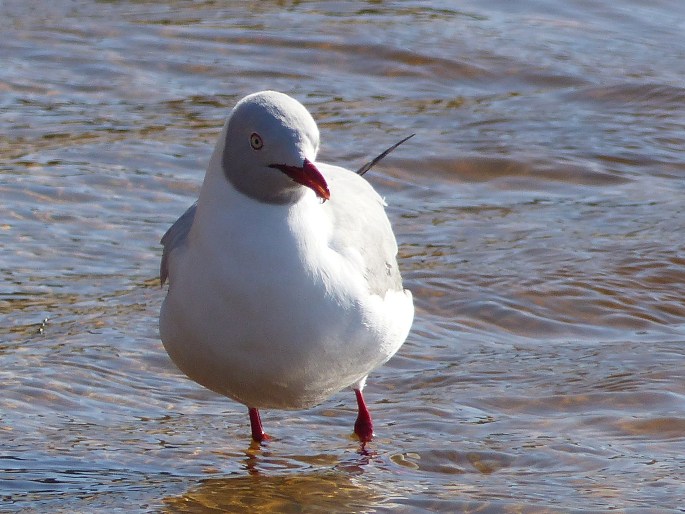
left=250, top=132, right=263, bottom=150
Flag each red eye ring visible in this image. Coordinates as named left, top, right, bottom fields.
left=250, top=133, right=263, bottom=150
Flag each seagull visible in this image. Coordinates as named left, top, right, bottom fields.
left=159, top=91, right=414, bottom=445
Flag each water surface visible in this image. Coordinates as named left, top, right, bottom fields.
left=2, top=1, right=685, bottom=512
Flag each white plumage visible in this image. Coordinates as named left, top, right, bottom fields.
left=159, top=91, right=413, bottom=443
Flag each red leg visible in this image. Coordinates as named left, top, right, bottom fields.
left=248, top=407, right=269, bottom=443
left=353, top=389, right=374, bottom=443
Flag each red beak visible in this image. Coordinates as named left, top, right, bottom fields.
left=269, top=158, right=330, bottom=201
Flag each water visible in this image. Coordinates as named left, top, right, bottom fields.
left=2, top=0, right=685, bottom=511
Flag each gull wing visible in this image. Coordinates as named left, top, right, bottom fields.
left=160, top=203, right=197, bottom=286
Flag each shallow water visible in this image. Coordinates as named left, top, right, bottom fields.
left=2, top=0, right=685, bottom=512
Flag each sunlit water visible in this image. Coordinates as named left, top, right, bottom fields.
left=2, top=1, right=685, bottom=512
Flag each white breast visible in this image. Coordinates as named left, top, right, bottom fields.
left=160, top=165, right=413, bottom=410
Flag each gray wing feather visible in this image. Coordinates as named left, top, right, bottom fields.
left=324, top=165, right=404, bottom=296
left=160, top=203, right=197, bottom=285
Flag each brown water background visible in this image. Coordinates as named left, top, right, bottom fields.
left=2, top=1, right=685, bottom=512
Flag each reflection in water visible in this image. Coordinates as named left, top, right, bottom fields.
left=163, top=455, right=382, bottom=513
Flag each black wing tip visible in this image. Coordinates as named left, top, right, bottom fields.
left=356, top=133, right=415, bottom=176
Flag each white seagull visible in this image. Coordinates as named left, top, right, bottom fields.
left=159, top=91, right=414, bottom=444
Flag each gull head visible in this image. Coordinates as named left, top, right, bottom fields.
left=221, top=91, right=330, bottom=204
